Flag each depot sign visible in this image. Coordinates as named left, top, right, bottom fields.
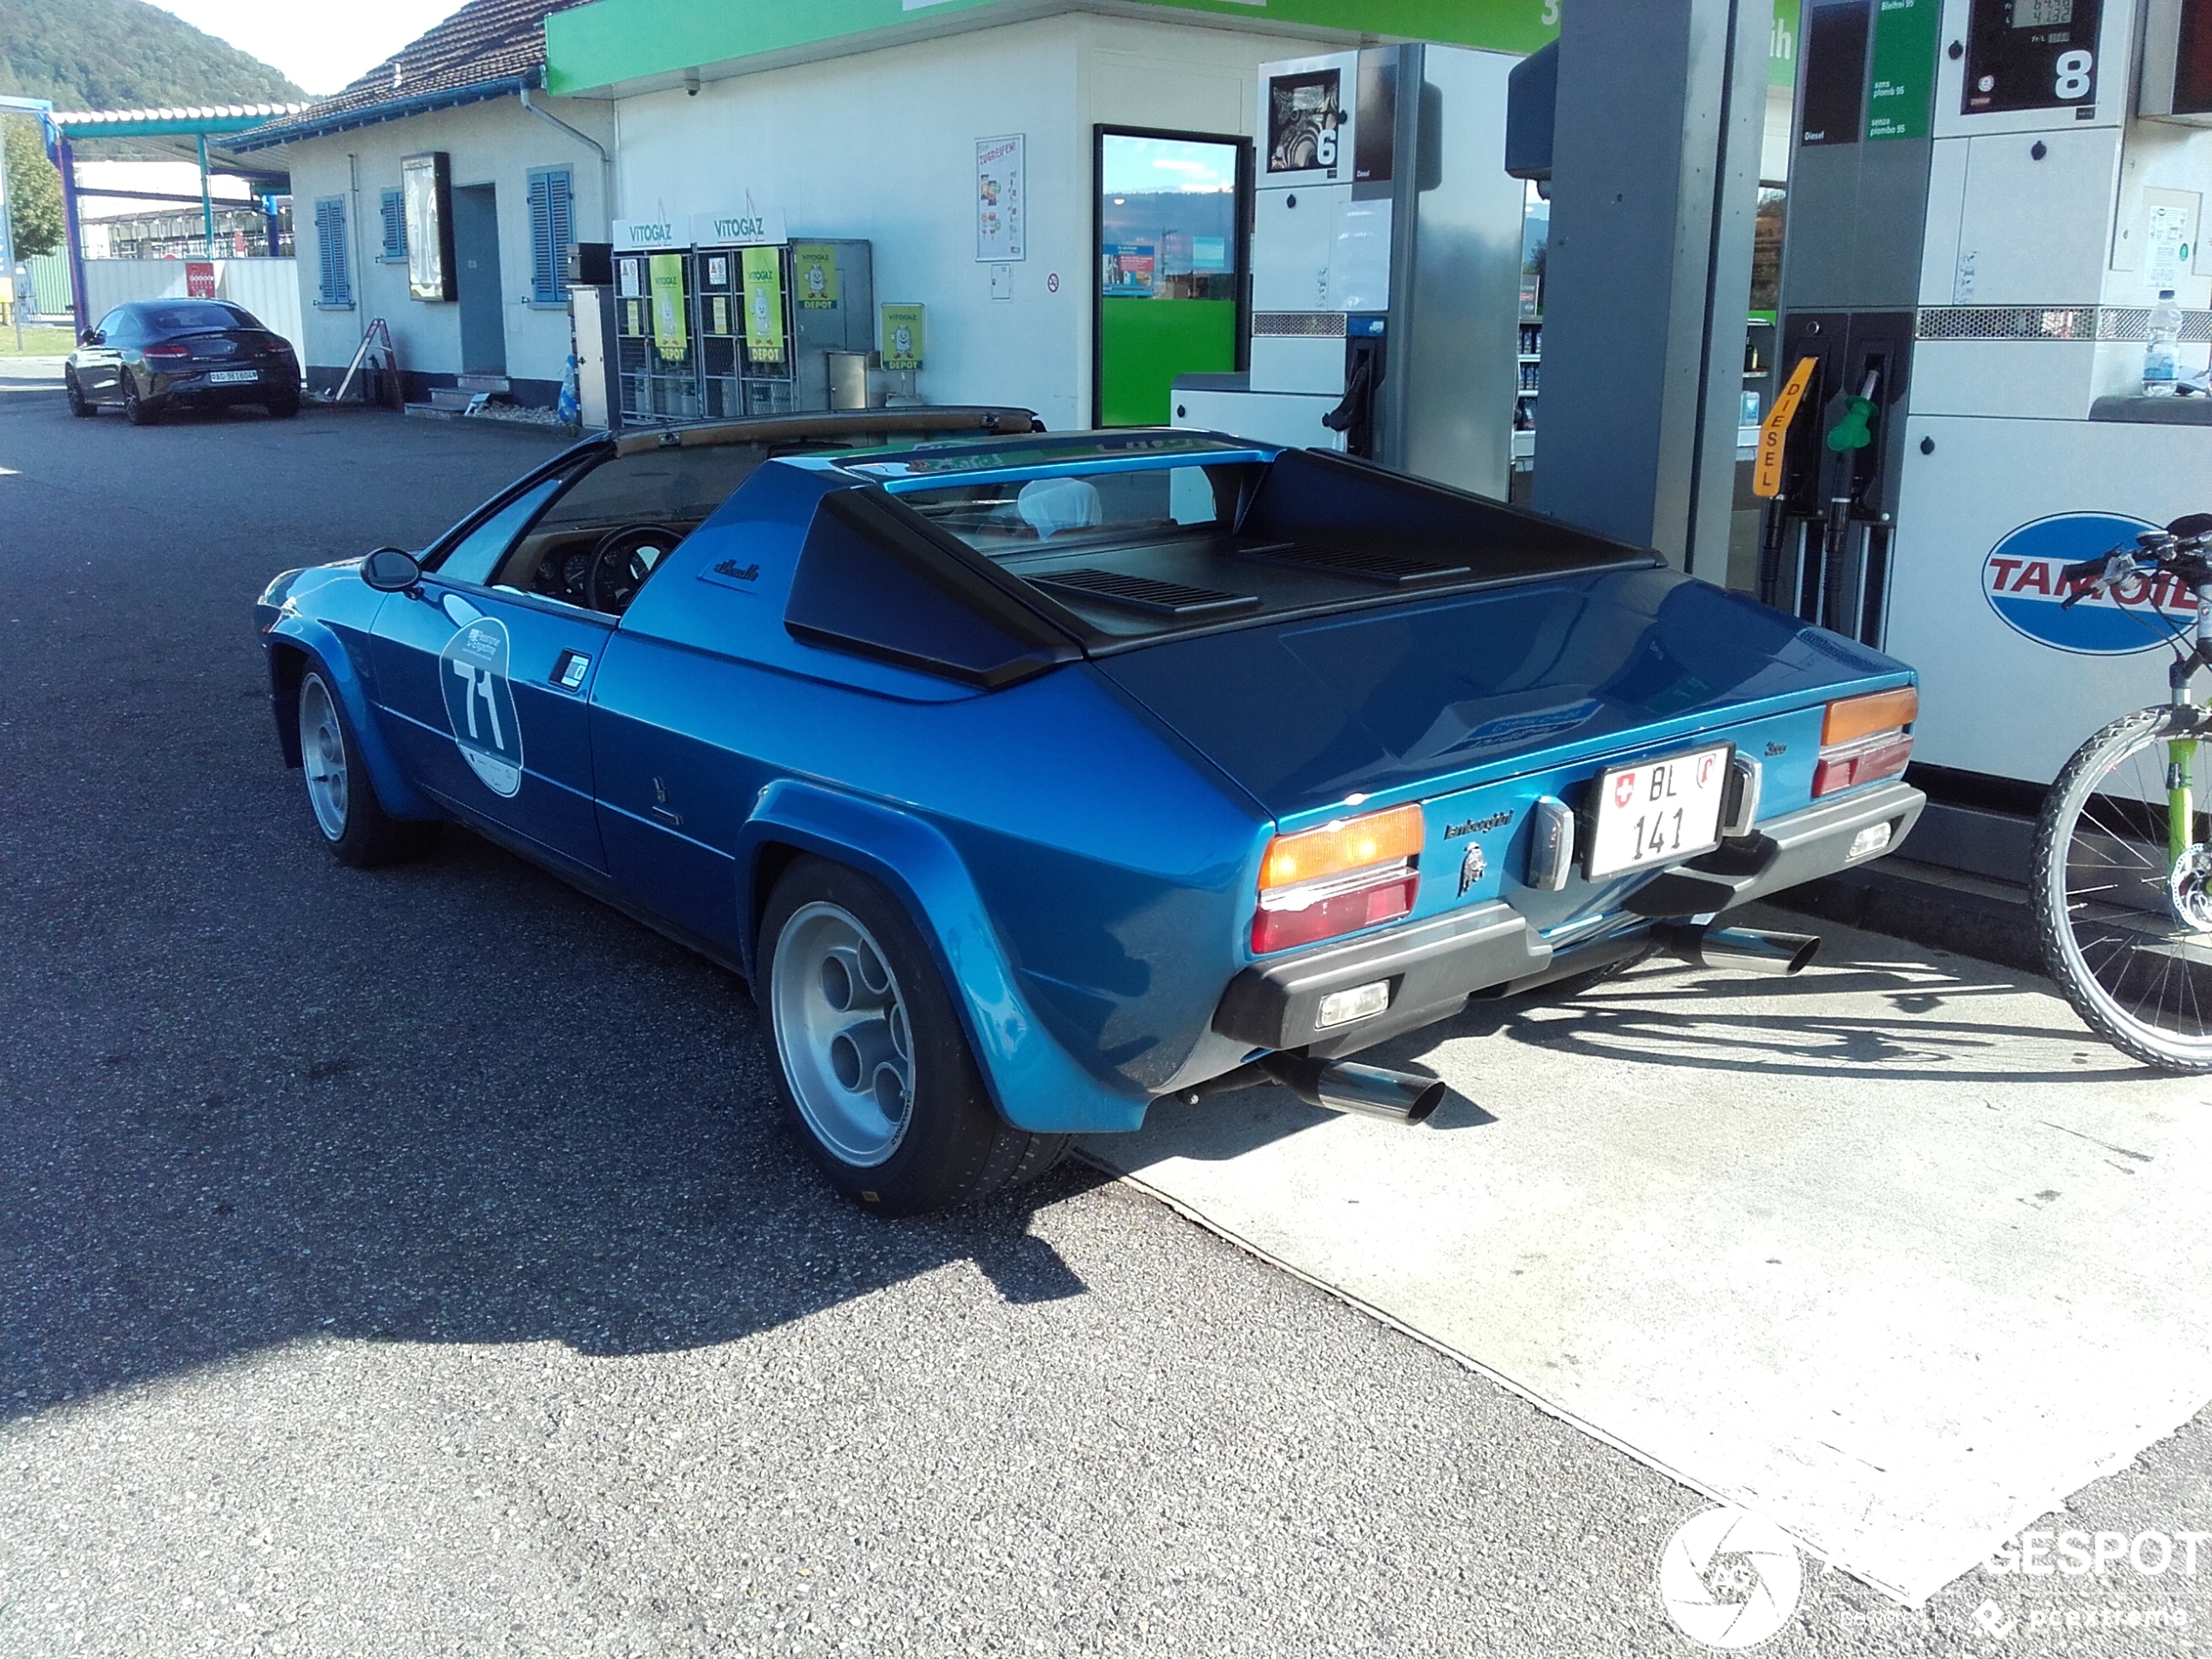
left=1982, top=512, right=2175, bottom=655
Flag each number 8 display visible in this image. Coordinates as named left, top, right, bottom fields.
left=2054, top=49, right=2094, bottom=102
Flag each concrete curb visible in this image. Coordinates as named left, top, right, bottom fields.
left=1766, top=864, right=2045, bottom=979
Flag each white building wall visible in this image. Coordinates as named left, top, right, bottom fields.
left=270, top=93, right=615, bottom=400
left=610, top=15, right=1316, bottom=429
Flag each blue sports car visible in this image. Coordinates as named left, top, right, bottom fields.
left=256, top=410, right=1925, bottom=1214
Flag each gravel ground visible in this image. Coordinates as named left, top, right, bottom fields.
left=1, top=384, right=2206, bottom=1657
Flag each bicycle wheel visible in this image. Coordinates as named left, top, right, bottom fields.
left=2033, top=703, right=2212, bottom=1070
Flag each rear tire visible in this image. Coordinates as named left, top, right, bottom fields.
left=760, top=855, right=1069, bottom=1215
left=123, top=373, right=156, bottom=426
left=266, top=392, right=300, bottom=419
left=296, top=667, right=438, bottom=867
left=64, top=372, right=95, bottom=417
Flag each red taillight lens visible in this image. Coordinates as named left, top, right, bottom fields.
left=1251, top=803, right=1424, bottom=954
left=144, top=343, right=190, bottom=363
left=1252, top=875, right=1417, bottom=954
left=1813, top=732, right=1913, bottom=797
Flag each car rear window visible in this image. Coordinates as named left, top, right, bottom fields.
left=138, top=302, right=257, bottom=334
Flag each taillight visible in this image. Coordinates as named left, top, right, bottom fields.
left=1813, top=687, right=1917, bottom=798
left=1252, top=804, right=1423, bottom=954
left=144, top=342, right=190, bottom=363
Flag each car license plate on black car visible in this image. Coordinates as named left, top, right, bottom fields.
left=206, top=369, right=258, bottom=384
left=1586, top=745, right=1731, bottom=880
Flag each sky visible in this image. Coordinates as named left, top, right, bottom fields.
left=152, top=1, right=466, bottom=96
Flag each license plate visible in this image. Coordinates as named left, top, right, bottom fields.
left=206, top=369, right=258, bottom=384
left=1585, top=745, right=1732, bottom=880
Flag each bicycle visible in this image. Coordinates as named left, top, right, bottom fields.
left=2033, top=511, right=2212, bottom=1069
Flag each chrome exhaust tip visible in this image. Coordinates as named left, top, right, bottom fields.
left=1654, top=922, right=1821, bottom=977
left=1258, top=1054, right=1447, bottom=1124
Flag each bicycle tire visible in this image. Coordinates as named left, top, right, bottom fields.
left=2033, top=702, right=2212, bottom=1070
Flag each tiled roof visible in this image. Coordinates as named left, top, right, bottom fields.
left=233, top=0, right=593, bottom=146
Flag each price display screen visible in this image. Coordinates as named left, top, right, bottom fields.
left=1963, top=0, right=2101, bottom=112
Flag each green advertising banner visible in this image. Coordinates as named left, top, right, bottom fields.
left=648, top=253, right=687, bottom=364
left=880, top=303, right=925, bottom=371
left=793, top=243, right=840, bottom=311
left=1770, top=0, right=1803, bottom=88
left=742, top=246, right=786, bottom=363
left=1866, top=0, right=1941, bottom=139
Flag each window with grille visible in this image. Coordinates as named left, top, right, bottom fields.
left=528, top=167, right=574, bottom=305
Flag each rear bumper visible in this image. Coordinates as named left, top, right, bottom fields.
left=1622, top=779, right=1926, bottom=919
left=1212, top=900, right=1551, bottom=1051
left=1207, top=780, right=1924, bottom=1055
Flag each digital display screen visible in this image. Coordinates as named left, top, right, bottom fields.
left=1964, top=0, right=2101, bottom=112
left=2180, top=0, right=2212, bottom=115
left=2013, top=0, right=2073, bottom=26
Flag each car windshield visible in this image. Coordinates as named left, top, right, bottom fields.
left=891, top=463, right=1238, bottom=555
left=138, top=302, right=256, bottom=334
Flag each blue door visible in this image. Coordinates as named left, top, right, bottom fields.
left=368, top=475, right=611, bottom=874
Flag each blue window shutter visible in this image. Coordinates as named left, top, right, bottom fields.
left=314, top=196, right=351, bottom=307
left=529, top=167, right=573, bottom=304
left=379, top=189, right=407, bottom=262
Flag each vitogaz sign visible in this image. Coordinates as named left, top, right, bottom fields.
left=1982, top=512, right=2173, bottom=655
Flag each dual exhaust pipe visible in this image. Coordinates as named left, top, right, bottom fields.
left=1174, top=922, right=1817, bottom=1129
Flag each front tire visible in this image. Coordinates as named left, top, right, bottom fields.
left=65, top=372, right=96, bottom=417
left=760, top=856, right=1068, bottom=1215
left=296, top=667, right=438, bottom=867
left=2033, top=703, right=2212, bottom=1070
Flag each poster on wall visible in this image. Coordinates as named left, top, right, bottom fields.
left=793, top=244, right=840, bottom=309
left=880, top=303, right=925, bottom=370
left=649, top=253, right=687, bottom=363
left=742, top=246, right=786, bottom=364
left=976, top=135, right=1025, bottom=262
left=401, top=152, right=457, bottom=302
left=1100, top=245, right=1156, bottom=296
left=185, top=260, right=217, bottom=298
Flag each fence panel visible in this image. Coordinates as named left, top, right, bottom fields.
left=76, top=259, right=305, bottom=361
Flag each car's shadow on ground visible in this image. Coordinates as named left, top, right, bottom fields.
left=1, top=807, right=1112, bottom=1420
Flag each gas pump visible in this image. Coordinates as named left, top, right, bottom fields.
left=1762, top=0, right=2212, bottom=868
left=1171, top=44, right=1526, bottom=498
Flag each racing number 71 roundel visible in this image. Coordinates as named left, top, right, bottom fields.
left=439, top=617, right=524, bottom=798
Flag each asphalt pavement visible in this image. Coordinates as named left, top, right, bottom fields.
left=2, top=371, right=2206, bottom=1657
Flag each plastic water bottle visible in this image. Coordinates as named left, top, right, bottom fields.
left=2144, top=289, right=2183, bottom=397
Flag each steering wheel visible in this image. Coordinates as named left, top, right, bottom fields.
left=585, top=523, right=683, bottom=615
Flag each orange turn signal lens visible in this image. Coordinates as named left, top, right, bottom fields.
left=1823, top=686, right=1918, bottom=748
left=1261, top=804, right=1425, bottom=892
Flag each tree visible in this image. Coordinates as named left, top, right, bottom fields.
left=3, top=117, right=65, bottom=260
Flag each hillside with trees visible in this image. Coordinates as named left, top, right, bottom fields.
left=0, top=0, right=304, bottom=109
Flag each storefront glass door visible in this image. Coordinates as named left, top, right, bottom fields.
left=1094, top=128, right=1249, bottom=427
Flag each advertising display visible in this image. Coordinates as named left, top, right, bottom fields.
left=401, top=152, right=456, bottom=302
left=793, top=244, right=840, bottom=310
left=649, top=253, right=688, bottom=363
left=975, top=134, right=1024, bottom=261
left=880, top=303, right=924, bottom=370
left=1100, top=245, right=1156, bottom=296
left=741, top=246, right=786, bottom=365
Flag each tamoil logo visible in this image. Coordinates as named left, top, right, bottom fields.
left=1981, top=512, right=2173, bottom=655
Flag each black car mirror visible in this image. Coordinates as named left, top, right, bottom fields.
left=79, top=329, right=98, bottom=346
left=360, top=547, right=424, bottom=593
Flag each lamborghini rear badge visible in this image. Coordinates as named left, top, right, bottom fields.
left=1458, top=840, right=1487, bottom=897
